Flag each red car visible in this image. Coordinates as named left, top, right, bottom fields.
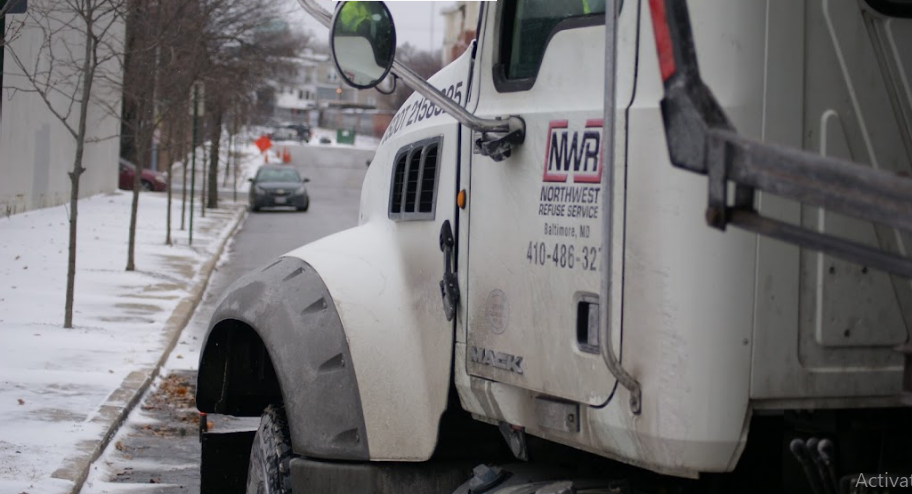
left=118, top=158, right=168, bottom=192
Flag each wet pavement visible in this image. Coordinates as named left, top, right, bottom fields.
left=81, top=144, right=368, bottom=494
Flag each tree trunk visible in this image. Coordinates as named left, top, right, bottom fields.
left=223, top=129, right=232, bottom=188
left=64, top=162, right=84, bottom=329
left=126, top=124, right=147, bottom=271
left=64, top=11, right=97, bottom=329
left=208, top=110, right=222, bottom=209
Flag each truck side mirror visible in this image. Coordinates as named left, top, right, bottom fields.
left=330, top=1, right=396, bottom=89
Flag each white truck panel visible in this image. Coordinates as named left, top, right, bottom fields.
left=751, top=0, right=912, bottom=402
left=285, top=49, right=474, bottom=461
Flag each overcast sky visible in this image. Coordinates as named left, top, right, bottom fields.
left=284, top=0, right=458, bottom=53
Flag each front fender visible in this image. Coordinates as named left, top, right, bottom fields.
left=197, top=256, right=369, bottom=461
left=285, top=221, right=454, bottom=462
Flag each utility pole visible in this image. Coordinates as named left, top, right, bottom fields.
left=231, top=110, right=237, bottom=203
left=201, top=139, right=207, bottom=218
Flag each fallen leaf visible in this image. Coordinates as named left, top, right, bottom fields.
left=17, top=398, right=24, bottom=405
left=207, top=420, right=214, bottom=430
left=115, top=441, right=123, bottom=451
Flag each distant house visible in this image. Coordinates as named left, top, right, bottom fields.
left=272, top=50, right=392, bottom=138
left=272, top=50, right=357, bottom=127
left=441, top=2, right=480, bottom=65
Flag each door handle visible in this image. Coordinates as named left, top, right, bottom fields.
left=439, top=220, right=459, bottom=322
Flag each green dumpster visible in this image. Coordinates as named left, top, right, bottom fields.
left=336, top=128, right=356, bottom=145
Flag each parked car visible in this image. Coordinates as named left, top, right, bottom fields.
left=118, top=158, right=168, bottom=192
left=248, top=165, right=310, bottom=212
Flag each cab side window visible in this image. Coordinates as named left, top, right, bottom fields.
left=496, top=0, right=607, bottom=90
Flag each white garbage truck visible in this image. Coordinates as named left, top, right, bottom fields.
left=196, top=1, right=912, bottom=493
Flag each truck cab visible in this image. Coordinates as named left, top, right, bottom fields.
left=197, top=1, right=912, bottom=493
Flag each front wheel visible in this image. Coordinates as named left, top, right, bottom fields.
left=246, top=405, right=293, bottom=494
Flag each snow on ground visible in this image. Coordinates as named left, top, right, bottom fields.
left=0, top=191, right=239, bottom=494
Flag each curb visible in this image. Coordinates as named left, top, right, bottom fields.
left=53, top=205, right=247, bottom=494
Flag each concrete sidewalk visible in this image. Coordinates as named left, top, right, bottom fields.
left=0, top=192, right=246, bottom=494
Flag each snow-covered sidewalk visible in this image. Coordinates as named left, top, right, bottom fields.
left=0, top=191, right=244, bottom=494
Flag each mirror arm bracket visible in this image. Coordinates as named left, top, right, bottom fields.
left=474, top=117, right=526, bottom=162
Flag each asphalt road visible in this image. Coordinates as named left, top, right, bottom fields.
left=81, top=144, right=368, bottom=494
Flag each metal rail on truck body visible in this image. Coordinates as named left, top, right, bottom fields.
left=599, top=0, right=641, bottom=415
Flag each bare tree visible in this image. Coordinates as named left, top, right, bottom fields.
left=112, top=0, right=304, bottom=250
left=5, top=0, right=124, bottom=328
left=107, top=0, right=201, bottom=267
left=196, top=0, right=306, bottom=209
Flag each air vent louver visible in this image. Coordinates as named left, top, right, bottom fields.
left=389, top=138, right=442, bottom=220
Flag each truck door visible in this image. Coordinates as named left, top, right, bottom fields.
left=464, top=0, right=639, bottom=405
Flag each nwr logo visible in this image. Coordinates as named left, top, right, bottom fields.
left=543, top=120, right=603, bottom=184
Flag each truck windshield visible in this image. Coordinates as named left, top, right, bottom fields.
left=506, top=0, right=607, bottom=79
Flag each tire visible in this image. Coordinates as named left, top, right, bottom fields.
left=141, top=180, right=154, bottom=192
left=249, top=204, right=260, bottom=213
left=246, top=405, right=293, bottom=494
